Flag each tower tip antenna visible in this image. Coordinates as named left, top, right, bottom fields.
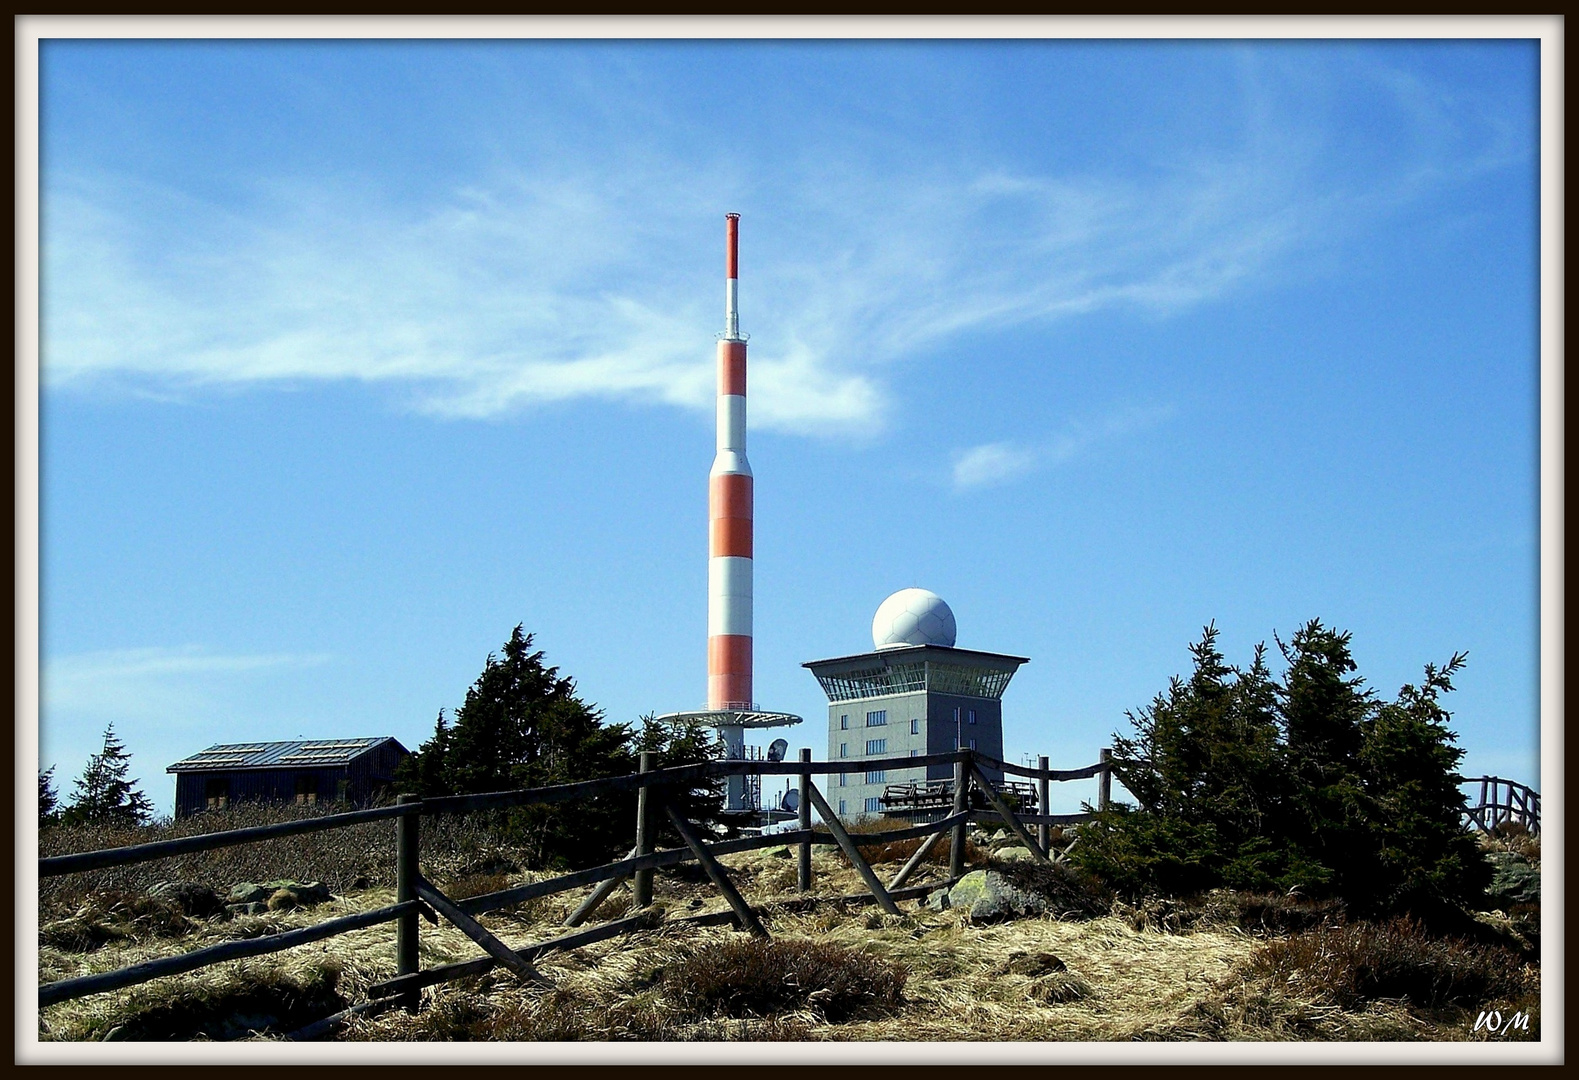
left=724, top=214, right=740, bottom=339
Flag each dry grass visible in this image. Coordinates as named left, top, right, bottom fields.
left=39, top=822, right=1541, bottom=1044
left=1247, top=918, right=1534, bottom=1012
left=39, top=807, right=521, bottom=922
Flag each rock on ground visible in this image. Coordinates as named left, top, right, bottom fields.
left=926, top=870, right=1048, bottom=922
left=227, top=880, right=333, bottom=914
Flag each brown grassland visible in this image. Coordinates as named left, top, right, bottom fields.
left=36, top=812, right=1540, bottom=1044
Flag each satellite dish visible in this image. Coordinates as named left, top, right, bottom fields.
left=780, top=788, right=800, bottom=813
left=767, top=738, right=789, bottom=762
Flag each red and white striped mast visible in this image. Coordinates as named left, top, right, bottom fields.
left=656, top=214, right=799, bottom=817
left=709, top=213, right=753, bottom=712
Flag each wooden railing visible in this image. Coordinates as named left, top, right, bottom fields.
left=1462, top=775, right=1540, bottom=836
left=36, top=746, right=1113, bottom=1037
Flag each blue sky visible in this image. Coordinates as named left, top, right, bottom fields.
left=36, top=37, right=1542, bottom=815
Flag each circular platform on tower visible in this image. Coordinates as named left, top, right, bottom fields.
left=654, top=708, right=803, bottom=730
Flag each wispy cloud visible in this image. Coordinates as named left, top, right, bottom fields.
left=952, top=443, right=1040, bottom=489
left=44, top=646, right=330, bottom=719
left=952, top=403, right=1177, bottom=490
left=39, top=646, right=334, bottom=803
left=39, top=49, right=1516, bottom=438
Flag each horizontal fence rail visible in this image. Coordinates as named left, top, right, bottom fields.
left=40, top=749, right=1117, bottom=879
left=39, top=803, right=417, bottom=878
left=1461, top=775, right=1540, bottom=836
left=39, top=902, right=419, bottom=1008
left=37, top=746, right=1115, bottom=1023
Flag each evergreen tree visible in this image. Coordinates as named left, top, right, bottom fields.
left=396, top=709, right=453, bottom=798
left=1088, top=624, right=1289, bottom=896
left=1075, top=621, right=1489, bottom=918
left=633, top=712, right=727, bottom=847
left=1357, top=652, right=1491, bottom=916
left=39, top=766, right=60, bottom=829
left=63, top=724, right=155, bottom=827
left=1275, top=620, right=1375, bottom=895
left=399, top=626, right=736, bottom=868
left=402, top=626, right=637, bottom=869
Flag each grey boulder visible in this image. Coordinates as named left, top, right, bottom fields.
left=925, top=870, right=1048, bottom=922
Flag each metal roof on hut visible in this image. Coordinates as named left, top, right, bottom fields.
left=167, top=737, right=400, bottom=772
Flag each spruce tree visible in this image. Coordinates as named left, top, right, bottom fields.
left=64, top=724, right=155, bottom=826
left=1358, top=652, right=1491, bottom=915
left=634, top=712, right=726, bottom=847
left=405, top=626, right=638, bottom=868
left=396, top=709, right=453, bottom=798
left=1076, top=620, right=1489, bottom=918
left=1089, top=624, right=1289, bottom=896
left=1276, top=620, right=1374, bottom=895
left=39, top=766, right=60, bottom=829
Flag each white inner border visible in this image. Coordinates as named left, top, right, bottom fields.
left=15, top=13, right=1563, bottom=1067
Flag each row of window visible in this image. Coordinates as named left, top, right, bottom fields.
left=836, top=738, right=977, bottom=756
left=838, top=711, right=976, bottom=732
left=835, top=798, right=886, bottom=815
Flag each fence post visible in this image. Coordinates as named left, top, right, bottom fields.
left=633, top=751, right=653, bottom=909
left=798, top=748, right=813, bottom=892
left=1098, top=748, right=1112, bottom=812
left=1037, top=755, right=1051, bottom=856
left=949, top=751, right=969, bottom=880
left=395, top=794, right=420, bottom=1010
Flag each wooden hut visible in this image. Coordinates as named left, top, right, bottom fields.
left=167, top=737, right=409, bottom=818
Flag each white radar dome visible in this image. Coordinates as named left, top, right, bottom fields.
left=873, top=588, right=957, bottom=650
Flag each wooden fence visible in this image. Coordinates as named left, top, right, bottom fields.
left=37, top=746, right=1115, bottom=1039
left=1462, top=775, right=1540, bottom=836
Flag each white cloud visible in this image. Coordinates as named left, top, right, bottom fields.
left=40, top=159, right=1293, bottom=441
left=39, top=51, right=1512, bottom=437
left=39, top=646, right=335, bottom=801
left=952, top=443, right=1040, bottom=490
left=952, top=403, right=1178, bottom=490
left=44, top=646, right=329, bottom=719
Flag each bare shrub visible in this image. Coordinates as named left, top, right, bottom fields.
left=41, top=891, right=195, bottom=953
left=810, top=817, right=987, bottom=868
left=443, top=873, right=514, bottom=902
left=1227, top=892, right=1347, bottom=935
left=39, top=804, right=395, bottom=918
left=660, top=937, right=905, bottom=1022
left=39, top=804, right=547, bottom=922
left=104, top=964, right=345, bottom=1041
left=1247, top=918, right=1532, bottom=1010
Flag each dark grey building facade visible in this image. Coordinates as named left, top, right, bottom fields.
left=803, top=644, right=1027, bottom=820
left=167, top=737, right=409, bottom=818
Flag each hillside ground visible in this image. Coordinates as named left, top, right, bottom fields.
left=37, top=818, right=1541, bottom=1044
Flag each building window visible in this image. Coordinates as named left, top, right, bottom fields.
left=866, top=710, right=887, bottom=727
left=204, top=777, right=229, bottom=811
left=910, top=749, right=920, bottom=757
left=865, top=797, right=882, bottom=814
left=865, top=769, right=886, bottom=784
left=839, top=799, right=847, bottom=815
left=910, top=718, right=920, bottom=735
left=967, top=709, right=978, bottom=725
left=294, top=775, right=318, bottom=806
left=840, top=714, right=849, bottom=730
left=838, top=772, right=847, bottom=786
left=866, top=738, right=887, bottom=755
left=953, top=707, right=961, bottom=723
left=839, top=743, right=848, bottom=757
left=968, top=738, right=977, bottom=750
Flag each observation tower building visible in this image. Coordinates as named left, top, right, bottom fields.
left=803, top=589, right=1027, bottom=820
